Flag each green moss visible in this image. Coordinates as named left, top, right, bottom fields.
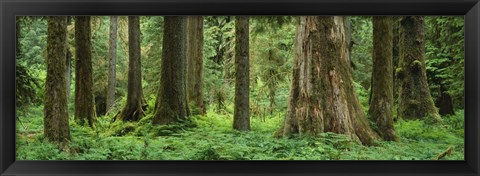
left=395, top=67, right=404, bottom=79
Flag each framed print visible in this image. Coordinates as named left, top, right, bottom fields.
left=1, top=0, right=479, bottom=175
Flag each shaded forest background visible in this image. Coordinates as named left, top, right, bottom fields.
left=16, top=16, right=464, bottom=160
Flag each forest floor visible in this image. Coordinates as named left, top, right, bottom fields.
left=16, top=105, right=464, bottom=160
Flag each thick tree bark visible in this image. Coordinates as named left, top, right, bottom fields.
left=106, top=16, right=118, bottom=115
left=186, top=16, right=205, bottom=115
left=66, top=16, right=72, bottom=98
left=233, top=16, right=250, bottom=131
left=398, top=16, right=441, bottom=122
left=45, top=16, right=70, bottom=143
left=74, top=16, right=96, bottom=128
left=369, top=16, right=398, bottom=141
left=116, top=16, right=146, bottom=122
left=277, top=16, right=379, bottom=145
left=153, top=16, right=189, bottom=125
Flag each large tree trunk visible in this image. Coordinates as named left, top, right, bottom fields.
left=392, top=16, right=401, bottom=105
left=153, top=16, right=189, bottom=125
left=233, top=16, right=250, bottom=131
left=186, top=16, right=205, bottom=115
left=397, top=16, right=441, bottom=122
left=369, top=16, right=398, bottom=141
left=106, top=16, right=118, bottom=115
left=45, top=16, right=70, bottom=143
left=276, top=16, right=379, bottom=145
left=116, top=16, right=146, bottom=122
left=74, top=16, right=96, bottom=128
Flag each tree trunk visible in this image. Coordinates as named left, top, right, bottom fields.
left=233, top=16, right=250, bottom=131
left=369, top=16, right=398, bottom=141
left=153, top=16, right=189, bottom=125
left=186, top=16, right=205, bottom=115
left=276, top=16, right=379, bottom=146
left=66, top=16, right=72, bottom=98
left=436, top=85, right=454, bottom=116
left=398, top=16, right=441, bottom=122
left=116, top=16, right=146, bottom=122
left=74, top=16, right=96, bottom=128
left=106, top=16, right=118, bottom=115
left=392, top=16, right=401, bottom=105
left=45, top=16, right=70, bottom=143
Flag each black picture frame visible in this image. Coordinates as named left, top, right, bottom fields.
left=1, top=0, right=479, bottom=175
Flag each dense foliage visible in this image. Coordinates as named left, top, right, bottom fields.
left=16, top=16, right=464, bottom=160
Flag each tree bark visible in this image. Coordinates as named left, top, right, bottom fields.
left=106, top=16, right=118, bottom=115
left=153, top=16, right=189, bottom=125
left=276, top=16, right=379, bottom=145
left=398, top=16, right=441, bottom=122
left=186, top=16, right=205, bottom=115
left=116, top=16, right=146, bottom=122
left=369, top=16, right=398, bottom=141
left=74, top=16, right=96, bottom=128
left=45, top=16, right=70, bottom=143
left=233, top=16, right=250, bottom=131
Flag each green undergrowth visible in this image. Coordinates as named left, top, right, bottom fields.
left=16, top=107, right=464, bottom=160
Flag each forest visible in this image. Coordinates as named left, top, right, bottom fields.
left=16, top=16, right=464, bottom=160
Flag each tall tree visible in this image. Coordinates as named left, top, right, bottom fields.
left=233, top=16, right=250, bottom=131
left=74, top=16, right=96, bottom=127
left=116, top=16, right=146, bottom=122
left=44, top=16, right=70, bottom=143
left=153, top=16, right=189, bottom=125
left=106, top=16, right=118, bottom=115
left=186, top=16, right=205, bottom=115
left=369, top=16, right=398, bottom=141
left=276, top=16, right=379, bottom=145
left=397, top=16, right=441, bottom=122
left=66, top=16, right=72, bottom=98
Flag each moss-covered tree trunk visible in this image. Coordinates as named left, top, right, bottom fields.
left=397, top=16, right=440, bottom=122
left=392, top=16, right=401, bottom=104
left=276, top=16, right=379, bottom=145
left=106, top=16, right=118, bottom=115
left=153, top=16, right=189, bottom=125
left=74, top=16, right=96, bottom=128
left=233, top=16, right=250, bottom=131
left=116, top=16, right=146, bottom=122
left=45, top=16, right=70, bottom=143
left=369, top=16, right=398, bottom=141
left=186, top=16, right=205, bottom=115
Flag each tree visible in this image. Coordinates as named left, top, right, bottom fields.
left=186, top=16, right=205, bottom=115
left=74, top=16, right=96, bottom=127
left=153, top=16, right=189, bottom=125
left=116, top=16, right=147, bottom=122
left=276, top=16, right=379, bottom=145
left=397, top=16, right=441, bottom=122
left=106, top=16, right=118, bottom=115
left=66, top=16, right=73, bottom=98
left=233, top=16, right=250, bottom=131
left=369, top=16, right=398, bottom=141
left=44, top=16, right=70, bottom=143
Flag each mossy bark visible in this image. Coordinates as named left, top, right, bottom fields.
left=45, top=16, right=70, bottom=143
left=233, top=16, right=250, bottom=131
left=277, top=16, right=379, bottom=146
left=369, top=17, right=398, bottom=141
left=74, top=16, right=96, bottom=128
left=186, top=16, right=205, bottom=115
left=116, top=16, right=146, bottom=122
left=153, top=16, right=189, bottom=125
left=398, top=16, right=440, bottom=122
left=106, top=16, right=118, bottom=115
